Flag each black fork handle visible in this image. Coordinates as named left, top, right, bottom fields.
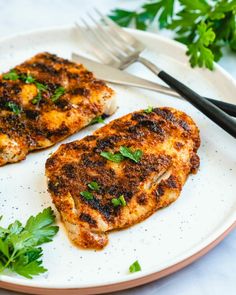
left=204, top=98, right=236, bottom=117
left=158, top=70, right=236, bottom=138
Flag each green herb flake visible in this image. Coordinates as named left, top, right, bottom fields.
left=129, top=260, right=141, bottom=273
left=120, top=146, right=143, bottom=163
left=3, top=70, right=19, bottom=81
left=24, top=74, right=36, bottom=84
left=119, top=195, right=126, bottom=206
left=90, top=116, right=105, bottom=125
left=144, top=106, right=153, bottom=113
left=100, top=151, right=124, bottom=163
left=31, top=82, right=48, bottom=105
left=51, top=86, right=65, bottom=102
left=31, top=92, right=42, bottom=105
left=5, top=101, right=21, bottom=115
left=88, top=181, right=100, bottom=191
left=111, top=195, right=127, bottom=207
left=111, top=198, right=121, bottom=207
left=35, top=82, right=47, bottom=92
left=80, top=191, right=93, bottom=200
left=0, top=207, right=59, bottom=279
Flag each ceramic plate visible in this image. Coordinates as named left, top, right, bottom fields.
left=0, top=26, right=235, bottom=295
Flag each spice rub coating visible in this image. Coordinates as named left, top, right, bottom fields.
left=0, top=52, right=115, bottom=166
left=46, top=107, right=200, bottom=249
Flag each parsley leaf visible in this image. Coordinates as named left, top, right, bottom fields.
left=88, top=181, right=100, bottom=191
left=0, top=208, right=58, bottom=279
left=51, top=86, right=65, bottom=102
left=112, top=195, right=127, bottom=207
left=24, top=74, right=36, bottom=84
left=187, top=22, right=215, bottom=69
left=120, top=146, right=143, bottom=163
left=3, top=70, right=19, bottom=81
left=90, top=116, right=105, bottom=125
left=129, top=260, right=141, bottom=273
left=110, top=0, right=174, bottom=30
left=80, top=191, right=93, bottom=200
left=12, top=247, right=46, bottom=279
left=5, top=101, right=22, bottom=115
left=110, top=9, right=138, bottom=28
left=31, top=82, right=48, bottom=105
left=101, top=147, right=143, bottom=163
left=35, top=82, right=48, bottom=92
left=100, top=151, right=124, bottom=163
left=144, top=106, right=153, bottom=113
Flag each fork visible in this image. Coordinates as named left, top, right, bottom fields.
left=76, top=10, right=236, bottom=139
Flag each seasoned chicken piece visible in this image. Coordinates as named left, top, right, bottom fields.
left=46, top=107, right=200, bottom=249
left=0, top=52, right=115, bottom=166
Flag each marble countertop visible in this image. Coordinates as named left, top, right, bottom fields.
left=0, top=1, right=235, bottom=294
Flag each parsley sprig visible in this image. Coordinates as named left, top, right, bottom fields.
left=101, top=146, right=143, bottom=163
left=0, top=207, right=59, bottom=279
left=109, top=0, right=236, bottom=70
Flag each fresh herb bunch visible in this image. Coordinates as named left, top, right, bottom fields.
left=0, top=207, right=59, bottom=279
left=109, top=0, right=236, bottom=70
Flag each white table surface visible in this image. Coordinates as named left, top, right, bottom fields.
left=0, top=1, right=235, bottom=294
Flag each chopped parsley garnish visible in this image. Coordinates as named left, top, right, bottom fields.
left=112, top=195, right=127, bottom=207
left=100, top=151, right=124, bottom=163
left=80, top=191, right=93, bottom=200
left=5, top=101, right=21, bottom=115
left=35, top=82, right=48, bottom=92
left=111, top=198, right=121, bottom=207
left=2, top=70, right=19, bottom=81
left=0, top=207, right=59, bottom=279
left=119, top=146, right=143, bottom=163
left=23, top=74, right=36, bottom=84
left=101, top=146, right=143, bottom=163
left=31, top=82, right=48, bottom=105
left=31, top=93, right=42, bottom=105
left=88, top=181, right=100, bottom=191
left=144, top=106, right=153, bottom=113
left=119, top=195, right=126, bottom=206
left=129, top=260, right=141, bottom=273
left=51, top=86, right=65, bottom=102
left=90, top=116, right=105, bottom=125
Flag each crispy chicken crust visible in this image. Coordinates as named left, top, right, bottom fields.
left=46, top=107, right=200, bottom=249
left=0, top=52, right=115, bottom=166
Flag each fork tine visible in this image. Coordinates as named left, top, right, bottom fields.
left=75, top=22, right=120, bottom=67
left=91, top=9, right=135, bottom=54
left=95, top=8, right=145, bottom=50
left=79, top=18, right=122, bottom=64
left=86, top=12, right=128, bottom=58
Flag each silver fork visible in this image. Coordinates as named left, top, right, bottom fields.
left=75, top=10, right=236, bottom=139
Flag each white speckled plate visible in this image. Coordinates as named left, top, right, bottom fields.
left=0, top=26, right=236, bottom=295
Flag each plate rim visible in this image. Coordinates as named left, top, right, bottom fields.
left=0, top=222, right=235, bottom=294
left=0, top=24, right=235, bottom=293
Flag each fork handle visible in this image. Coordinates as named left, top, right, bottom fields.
left=159, top=71, right=236, bottom=138
left=138, top=57, right=236, bottom=138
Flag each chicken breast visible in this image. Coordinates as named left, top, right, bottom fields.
left=0, top=52, right=116, bottom=166
left=46, top=107, right=200, bottom=249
